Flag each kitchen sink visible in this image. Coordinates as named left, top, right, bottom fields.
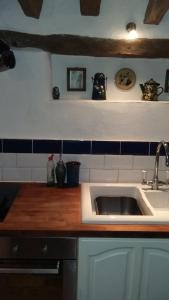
left=95, top=196, right=143, bottom=215
left=81, top=183, right=169, bottom=224
left=0, top=183, right=20, bottom=222
left=144, top=189, right=169, bottom=211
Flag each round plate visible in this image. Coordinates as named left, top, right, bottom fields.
left=114, top=68, right=136, bottom=90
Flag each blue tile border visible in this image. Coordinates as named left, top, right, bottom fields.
left=33, top=140, right=61, bottom=154
left=3, top=139, right=32, bottom=153
left=92, top=141, right=120, bottom=154
left=0, top=139, right=167, bottom=155
left=121, top=142, right=149, bottom=156
left=63, top=140, right=91, bottom=154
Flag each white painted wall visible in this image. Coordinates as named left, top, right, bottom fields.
left=0, top=0, right=169, bottom=140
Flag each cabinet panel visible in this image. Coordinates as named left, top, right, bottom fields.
left=88, top=248, right=135, bottom=300
left=139, top=247, right=169, bottom=300
left=78, top=238, right=140, bottom=300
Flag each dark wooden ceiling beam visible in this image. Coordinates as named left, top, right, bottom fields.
left=2, top=30, right=169, bottom=58
left=80, top=0, right=101, bottom=16
left=18, top=0, right=43, bottom=19
left=144, top=0, right=169, bottom=24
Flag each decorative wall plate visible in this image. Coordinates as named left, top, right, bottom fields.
left=114, top=68, right=136, bottom=90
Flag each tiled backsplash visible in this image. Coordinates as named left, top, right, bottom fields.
left=0, top=139, right=167, bottom=183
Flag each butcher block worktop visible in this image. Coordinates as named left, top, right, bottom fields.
left=0, top=183, right=169, bottom=237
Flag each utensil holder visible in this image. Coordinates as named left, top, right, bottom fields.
left=66, top=161, right=81, bottom=187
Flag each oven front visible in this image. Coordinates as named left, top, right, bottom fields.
left=0, top=237, right=77, bottom=300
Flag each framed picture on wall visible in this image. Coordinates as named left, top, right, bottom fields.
left=67, top=68, right=86, bottom=91
left=164, top=69, right=169, bottom=93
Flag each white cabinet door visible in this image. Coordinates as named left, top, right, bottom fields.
left=78, top=238, right=169, bottom=300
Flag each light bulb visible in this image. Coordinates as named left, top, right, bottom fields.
left=128, top=29, right=138, bottom=40
left=126, top=22, right=138, bottom=40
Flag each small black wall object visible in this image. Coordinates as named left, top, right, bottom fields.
left=0, top=40, right=16, bottom=72
left=92, top=72, right=107, bottom=100
left=52, top=86, right=60, bottom=99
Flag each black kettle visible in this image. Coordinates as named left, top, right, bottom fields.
left=92, top=73, right=107, bottom=100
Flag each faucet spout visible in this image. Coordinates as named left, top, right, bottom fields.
left=152, top=140, right=169, bottom=190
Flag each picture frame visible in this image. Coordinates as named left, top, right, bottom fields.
left=67, top=68, right=86, bottom=91
left=164, top=69, right=169, bottom=93
left=114, top=68, right=136, bottom=91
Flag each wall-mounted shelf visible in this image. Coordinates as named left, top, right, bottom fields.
left=51, top=99, right=169, bottom=103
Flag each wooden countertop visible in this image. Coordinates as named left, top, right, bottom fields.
left=1, top=183, right=169, bottom=237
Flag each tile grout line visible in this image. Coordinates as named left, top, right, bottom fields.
left=119, top=141, right=122, bottom=155
left=1, top=139, right=3, bottom=153
left=32, top=140, right=33, bottom=153
left=90, top=140, right=92, bottom=154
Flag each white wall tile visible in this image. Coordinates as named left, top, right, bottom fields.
left=90, top=169, right=118, bottom=183
left=3, top=168, right=31, bottom=182
left=0, top=153, right=17, bottom=168
left=159, top=156, right=169, bottom=171
left=118, top=170, right=143, bottom=183
left=133, top=156, right=154, bottom=170
left=80, top=168, right=90, bottom=182
left=84, top=155, right=104, bottom=169
left=62, top=154, right=78, bottom=163
left=17, top=154, right=48, bottom=168
left=158, top=170, right=169, bottom=183
left=104, top=155, right=133, bottom=169
left=31, top=168, right=46, bottom=182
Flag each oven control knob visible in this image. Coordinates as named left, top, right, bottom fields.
left=12, top=244, right=19, bottom=253
left=42, top=244, right=48, bottom=255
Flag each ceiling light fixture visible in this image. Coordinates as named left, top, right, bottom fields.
left=126, top=22, right=138, bottom=40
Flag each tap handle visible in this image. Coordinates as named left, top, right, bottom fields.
left=141, top=170, right=148, bottom=184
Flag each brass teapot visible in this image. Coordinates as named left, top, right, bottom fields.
left=140, top=78, right=163, bottom=101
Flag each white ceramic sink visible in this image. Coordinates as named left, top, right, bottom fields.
left=144, top=190, right=169, bottom=212
left=81, top=183, right=169, bottom=224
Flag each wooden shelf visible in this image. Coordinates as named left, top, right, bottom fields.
left=51, top=99, right=169, bottom=103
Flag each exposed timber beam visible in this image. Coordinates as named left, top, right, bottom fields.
left=80, top=0, right=101, bottom=16
left=144, top=0, right=169, bottom=24
left=2, top=30, right=169, bottom=58
left=18, top=0, right=43, bottom=19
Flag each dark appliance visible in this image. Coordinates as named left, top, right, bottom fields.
left=0, top=236, right=77, bottom=300
left=0, top=183, right=20, bottom=222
